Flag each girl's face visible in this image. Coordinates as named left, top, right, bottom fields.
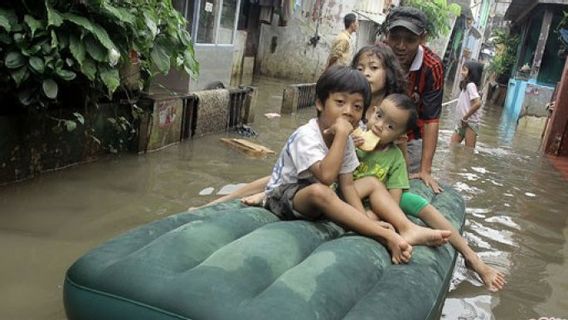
left=356, top=53, right=387, bottom=95
left=460, top=66, right=469, bottom=80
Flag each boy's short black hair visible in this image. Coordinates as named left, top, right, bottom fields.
left=316, top=65, right=371, bottom=115
left=344, top=13, right=357, bottom=29
left=384, top=93, right=418, bottom=132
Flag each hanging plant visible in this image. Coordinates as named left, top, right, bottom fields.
left=401, top=0, right=461, bottom=40
left=0, top=0, right=199, bottom=110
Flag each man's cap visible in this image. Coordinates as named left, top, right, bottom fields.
left=385, top=7, right=428, bottom=35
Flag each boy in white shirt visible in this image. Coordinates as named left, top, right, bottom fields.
left=264, top=66, right=412, bottom=264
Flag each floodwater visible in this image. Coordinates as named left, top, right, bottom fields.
left=0, top=76, right=567, bottom=320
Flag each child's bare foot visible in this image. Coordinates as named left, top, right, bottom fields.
left=377, top=221, right=395, bottom=231
left=384, top=231, right=413, bottom=264
left=466, top=257, right=506, bottom=292
left=400, top=225, right=451, bottom=247
left=241, top=192, right=265, bottom=206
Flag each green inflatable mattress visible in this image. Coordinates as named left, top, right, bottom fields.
left=63, top=180, right=465, bottom=320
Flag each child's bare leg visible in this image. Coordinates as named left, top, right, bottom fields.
left=190, top=176, right=270, bottom=210
left=293, top=184, right=412, bottom=264
left=450, top=132, right=463, bottom=144
left=418, top=205, right=506, bottom=291
left=464, top=127, right=477, bottom=148
left=241, top=191, right=266, bottom=206
left=355, top=177, right=451, bottom=246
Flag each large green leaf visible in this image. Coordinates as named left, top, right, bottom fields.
left=11, top=67, right=29, bottom=86
left=99, top=67, right=120, bottom=95
left=0, top=8, right=17, bottom=32
left=143, top=12, right=158, bottom=39
left=5, top=51, right=25, bottom=69
left=80, top=58, right=97, bottom=81
left=150, top=40, right=170, bottom=74
left=84, top=34, right=107, bottom=62
left=0, top=14, right=11, bottom=32
left=69, top=33, right=86, bottom=65
left=45, top=1, right=63, bottom=27
left=62, top=13, right=118, bottom=52
left=42, top=79, right=58, bottom=99
left=29, top=56, right=45, bottom=73
left=56, top=69, right=76, bottom=81
left=24, top=15, right=43, bottom=38
left=102, top=4, right=135, bottom=24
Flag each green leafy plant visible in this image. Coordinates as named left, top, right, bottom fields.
left=0, top=0, right=199, bottom=110
left=402, top=0, right=461, bottom=40
left=487, top=28, right=519, bottom=82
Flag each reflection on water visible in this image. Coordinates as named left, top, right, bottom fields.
left=0, top=76, right=567, bottom=319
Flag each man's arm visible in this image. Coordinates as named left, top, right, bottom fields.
left=413, top=63, right=444, bottom=193
left=420, top=122, right=438, bottom=175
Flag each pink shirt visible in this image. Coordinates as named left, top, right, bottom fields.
left=456, top=82, right=481, bottom=123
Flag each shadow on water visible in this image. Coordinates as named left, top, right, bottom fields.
left=0, top=77, right=567, bottom=319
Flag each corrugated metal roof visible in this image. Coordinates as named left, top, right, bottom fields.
left=504, top=0, right=568, bottom=21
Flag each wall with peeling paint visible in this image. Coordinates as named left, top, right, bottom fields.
left=256, top=0, right=374, bottom=82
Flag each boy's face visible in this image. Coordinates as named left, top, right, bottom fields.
left=366, top=99, right=410, bottom=146
left=355, top=53, right=386, bottom=96
left=385, top=27, right=423, bottom=68
left=316, top=92, right=364, bottom=130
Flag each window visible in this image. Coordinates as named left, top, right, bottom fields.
left=197, top=0, right=220, bottom=44
left=193, top=0, right=241, bottom=45
left=218, top=0, right=237, bottom=44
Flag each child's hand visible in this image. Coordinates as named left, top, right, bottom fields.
left=352, top=134, right=365, bottom=147
left=394, top=135, right=408, bottom=145
left=460, top=118, right=468, bottom=127
left=324, top=117, right=353, bottom=137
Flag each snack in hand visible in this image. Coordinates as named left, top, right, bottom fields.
left=353, top=127, right=381, bottom=151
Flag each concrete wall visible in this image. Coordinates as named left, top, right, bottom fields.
left=190, top=45, right=235, bottom=90
left=256, top=0, right=371, bottom=82
left=150, top=45, right=235, bottom=93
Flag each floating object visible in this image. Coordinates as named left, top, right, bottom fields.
left=198, top=187, right=215, bottom=196
left=264, top=112, right=281, bottom=119
left=63, top=180, right=465, bottom=320
left=220, top=138, right=275, bottom=156
left=353, top=127, right=381, bottom=151
left=217, top=183, right=248, bottom=195
left=232, top=124, right=257, bottom=137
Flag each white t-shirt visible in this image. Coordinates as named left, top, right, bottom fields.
left=456, top=82, right=481, bottom=123
left=266, top=118, right=360, bottom=194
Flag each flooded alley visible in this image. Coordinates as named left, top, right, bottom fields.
left=1, top=77, right=567, bottom=320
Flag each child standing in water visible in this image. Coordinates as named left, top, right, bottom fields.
left=451, top=61, right=484, bottom=148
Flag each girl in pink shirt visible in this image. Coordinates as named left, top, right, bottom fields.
left=451, top=61, right=484, bottom=148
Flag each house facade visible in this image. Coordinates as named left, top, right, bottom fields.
left=503, top=0, right=568, bottom=123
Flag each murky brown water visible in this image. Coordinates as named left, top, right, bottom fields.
left=1, top=77, right=567, bottom=320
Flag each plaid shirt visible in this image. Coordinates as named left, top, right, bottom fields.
left=407, top=45, right=444, bottom=140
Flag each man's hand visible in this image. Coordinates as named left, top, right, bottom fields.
left=323, top=117, right=353, bottom=137
left=409, top=171, right=443, bottom=193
